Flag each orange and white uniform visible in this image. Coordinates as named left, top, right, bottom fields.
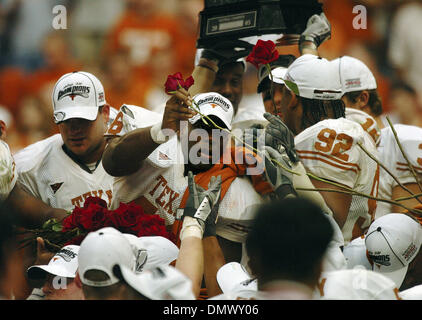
left=14, top=134, right=114, bottom=211
left=345, top=108, right=381, bottom=147
left=295, top=117, right=379, bottom=244
left=106, top=104, right=265, bottom=243
left=375, top=124, right=422, bottom=218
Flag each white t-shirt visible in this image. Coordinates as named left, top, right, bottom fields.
left=295, top=118, right=379, bottom=244
left=400, top=284, right=422, bottom=300
left=376, top=124, right=422, bottom=218
left=0, top=140, right=17, bottom=202
left=14, top=134, right=114, bottom=211
left=108, top=104, right=266, bottom=243
left=315, top=269, right=400, bottom=300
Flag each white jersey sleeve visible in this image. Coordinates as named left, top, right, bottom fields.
left=105, top=104, right=162, bottom=137
left=105, top=104, right=178, bottom=169
left=376, top=124, right=422, bottom=218
left=295, top=118, right=379, bottom=243
left=0, top=140, right=17, bottom=202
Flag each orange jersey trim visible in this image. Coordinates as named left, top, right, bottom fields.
left=297, top=150, right=361, bottom=170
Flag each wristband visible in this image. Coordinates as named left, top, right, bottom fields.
left=180, top=216, right=204, bottom=241
left=150, top=122, right=170, bottom=144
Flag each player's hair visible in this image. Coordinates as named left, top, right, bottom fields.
left=300, top=97, right=345, bottom=130
left=343, top=89, right=382, bottom=116
left=246, top=197, right=333, bottom=287
left=81, top=270, right=143, bottom=300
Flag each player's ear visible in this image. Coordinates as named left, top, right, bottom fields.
left=100, top=104, right=110, bottom=125
left=358, top=90, right=370, bottom=109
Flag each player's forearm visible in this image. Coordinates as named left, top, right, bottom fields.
left=203, top=236, right=225, bottom=297
left=6, top=185, right=67, bottom=228
left=102, top=126, right=158, bottom=177
left=175, top=237, right=204, bottom=298
left=189, top=58, right=219, bottom=96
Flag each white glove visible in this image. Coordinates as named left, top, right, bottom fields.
left=299, top=13, right=331, bottom=48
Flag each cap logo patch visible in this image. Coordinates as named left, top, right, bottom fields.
left=196, top=95, right=230, bottom=111
left=368, top=253, right=390, bottom=266
left=313, top=90, right=342, bottom=100
left=135, top=249, right=148, bottom=272
left=55, top=248, right=77, bottom=262
left=402, top=243, right=417, bottom=261
left=98, top=92, right=105, bottom=103
left=345, top=78, right=361, bottom=89
left=58, top=83, right=91, bottom=101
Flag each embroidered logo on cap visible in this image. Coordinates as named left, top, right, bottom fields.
left=55, top=248, right=77, bottom=262
left=57, top=83, right=91, bottom=101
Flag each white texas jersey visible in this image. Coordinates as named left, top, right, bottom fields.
left=376, top=124, right=422, bottom=218
left=295, top=118, right=379, bottom=244
left=0, top=140, right=17, bottom=202
left=345, top=108, right=381, bottom=146
left=14, top=134, right=114, bottom=211
left=315, top=269, right=400, bottom=300
left=108, top=105, right=265, bottom=243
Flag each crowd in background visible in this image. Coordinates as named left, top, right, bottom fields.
left=0, top=0, right=422, bottom=154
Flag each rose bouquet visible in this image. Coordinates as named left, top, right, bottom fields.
left=19, top=196, right=174, bottom=251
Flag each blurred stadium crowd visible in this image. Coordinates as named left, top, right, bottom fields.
left=0, top=0, right=421, bottom=154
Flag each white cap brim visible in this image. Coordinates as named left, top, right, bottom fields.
left=217, top=262, right=257, bottom=293
left=54, top=106, right=99, bottom=123
left=189, top=110, right=232, bottom=131
left=27, top=265, right=76, bottom=279
left=117, top=264, right=195, bottom=300
left=374, top=265, right=408, bottom=289
left=123, top=234, right=179, bottom=272
left=271, top=67, right=287, bottom=85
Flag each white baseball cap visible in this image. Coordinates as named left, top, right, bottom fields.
left=123, top=234, right=179, bottom=273
left=114, top=264, right=195, bottom=300
left=316, top=269, right=400, bottom=300
left=216, top=262, right=257, bottom=293
left=283, top=54, right=343, bottom=100
left=78, top=227, right=136, bottom=287
left=189, top=92, right=234, bottom=130
left=52, top=71, right=106, bottom=124
left=333, top=55, right=377, bottom=93
left=365, top=213, right=422, bottom=289
left=27, top=245, right=80, bottom=280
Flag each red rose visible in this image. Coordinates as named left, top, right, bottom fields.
left=246, top=40, right=279, bottom=69
left=78, top=204, right=109, bottom=231
left=62, top=207, right=84, bottom=232
left=164, top=72, right=194, bottom=95
left=108, top=202, right=145, bottom=233
left=83, top=196, right=107, bottom=209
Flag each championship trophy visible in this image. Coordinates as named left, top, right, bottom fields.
left=196, top=0, right=323, bottom=59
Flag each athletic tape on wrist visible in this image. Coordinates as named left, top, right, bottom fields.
left=180, top=216, right=204, bottom=241
left=150, top=122, right=168, bottom=144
